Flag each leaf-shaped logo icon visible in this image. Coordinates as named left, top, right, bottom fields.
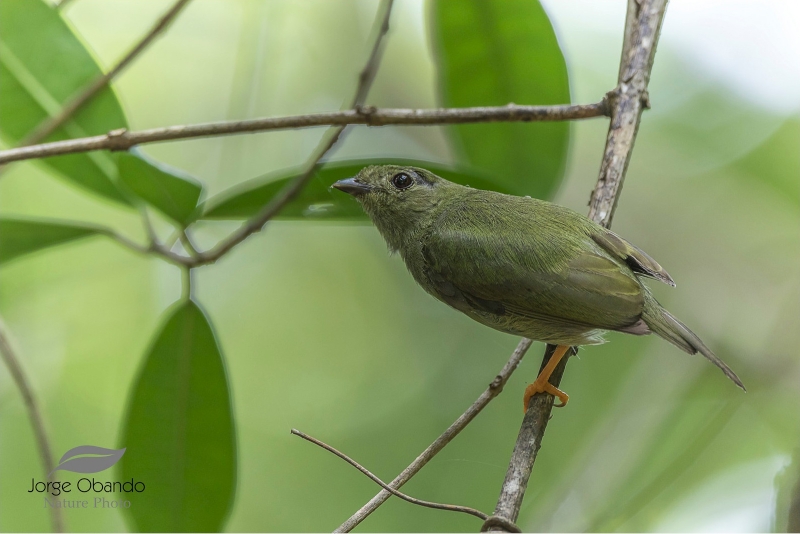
left=49, top=446, right=126, bottom=476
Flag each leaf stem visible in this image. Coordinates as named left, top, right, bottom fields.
left=181, top=266, right=192, bottom=302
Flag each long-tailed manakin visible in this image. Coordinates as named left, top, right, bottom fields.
left=332, top=165, right=745, bottom=410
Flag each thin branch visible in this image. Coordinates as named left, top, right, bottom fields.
left=163, top=229, right=183, bottom=251
left=93, top=226, right=190, bottom=265
left=335, top=338, right=532, bottom=532
left=187, top=0, right=395, bottom=266
left=179, top=230, right=199, bottom=258
left=348, top=0, right=393, bottom=109
left=587, top=3, right=667, bottom=227
left=291, top=429, right=490, bottom=522
left=488, top=0, right=670, bottom=530
left=489, top=345, right=575, bottom=528
left=13, top=111, right=609, bottom=271
left=18, top=0, right=192, bottom=149
left=103, top=204, right=192, bottom=265
left=0, top=102, right=609, bottom=166
left=191, top=126, right=346, bottom=265
left=99, top=228, right=149, bottom=255
left=0, top=318, right=64, bottom=533
left=139, top=206, right=159, bottom=246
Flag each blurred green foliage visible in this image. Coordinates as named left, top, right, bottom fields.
left=0, top=0, right=798, bottom=533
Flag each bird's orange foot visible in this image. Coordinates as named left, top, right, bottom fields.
left=523, top=379, right=569, bottom=412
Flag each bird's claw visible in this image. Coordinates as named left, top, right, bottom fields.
left=523, top=380, right=569, bottom=412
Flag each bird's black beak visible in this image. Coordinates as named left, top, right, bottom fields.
left=331, top=177, right=372, bottom=196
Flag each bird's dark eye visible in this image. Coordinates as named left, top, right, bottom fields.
left=391, top=172, right=413, bottom=190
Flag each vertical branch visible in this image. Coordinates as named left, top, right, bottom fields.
left=588, top=0, right=669, bottom=227
left=486, top=0, right=669, bottom=530
left=488, top=345, right=575, bottom=527
left=0, top=318, right=64, bottom=533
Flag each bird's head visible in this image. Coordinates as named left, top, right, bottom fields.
left=332, top=165, right=456, bottom=250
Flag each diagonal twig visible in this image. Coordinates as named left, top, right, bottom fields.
left=291, top=429, right=492, bottom=522
left=0, top=317, right=64, bottom=533
left=0, top=102, right=608, bottom=167
left=16, top=0, right=192, bottom=150
left=187, top=0, right=396, bottom=266
left=487, top=0, right=670, bottom=529
left=335, top=338, right=532, bottom=532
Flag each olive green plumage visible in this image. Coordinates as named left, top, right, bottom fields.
left=332, top=165, right=744, bottom=390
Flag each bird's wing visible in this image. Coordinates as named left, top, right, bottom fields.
left=421, top=208, right=645, bottom=331
left=591, top=229, right=675, bottom=286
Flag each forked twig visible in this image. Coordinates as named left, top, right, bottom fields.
left=291, top=429, right=492, bottom=523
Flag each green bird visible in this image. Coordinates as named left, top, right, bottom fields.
left=332, top=165, right=745, bottom=409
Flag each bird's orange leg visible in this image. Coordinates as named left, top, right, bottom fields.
left=523, top=345, right=570, bottom=412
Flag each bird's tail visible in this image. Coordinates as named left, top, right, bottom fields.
left=642, top=290, right=745, bottom=391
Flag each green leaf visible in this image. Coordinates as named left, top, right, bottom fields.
left=120, top=300, right=236, bottom=533
left=117, top=151, right=203, bottom=227
left=0, top=217, right=99, bottom=265
left=201, top=159, right=504, bottom=221
left=0, top=0, right=129, bottom=204
left=431, top=0, right=571, bottom=199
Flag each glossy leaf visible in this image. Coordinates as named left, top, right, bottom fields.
left=201, top=159, right=505, bottom=221
left=0, top=0, right=128, bottom=204
left=120, top=300, right=236, bottom=533
left=117, top=151, right=203, bottom=227
left=0, top=217, right=99, bottom=265
left=431, top=0, right=570, bottom=199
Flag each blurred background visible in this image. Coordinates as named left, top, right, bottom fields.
left=0, top=0, right=798, bottom=531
